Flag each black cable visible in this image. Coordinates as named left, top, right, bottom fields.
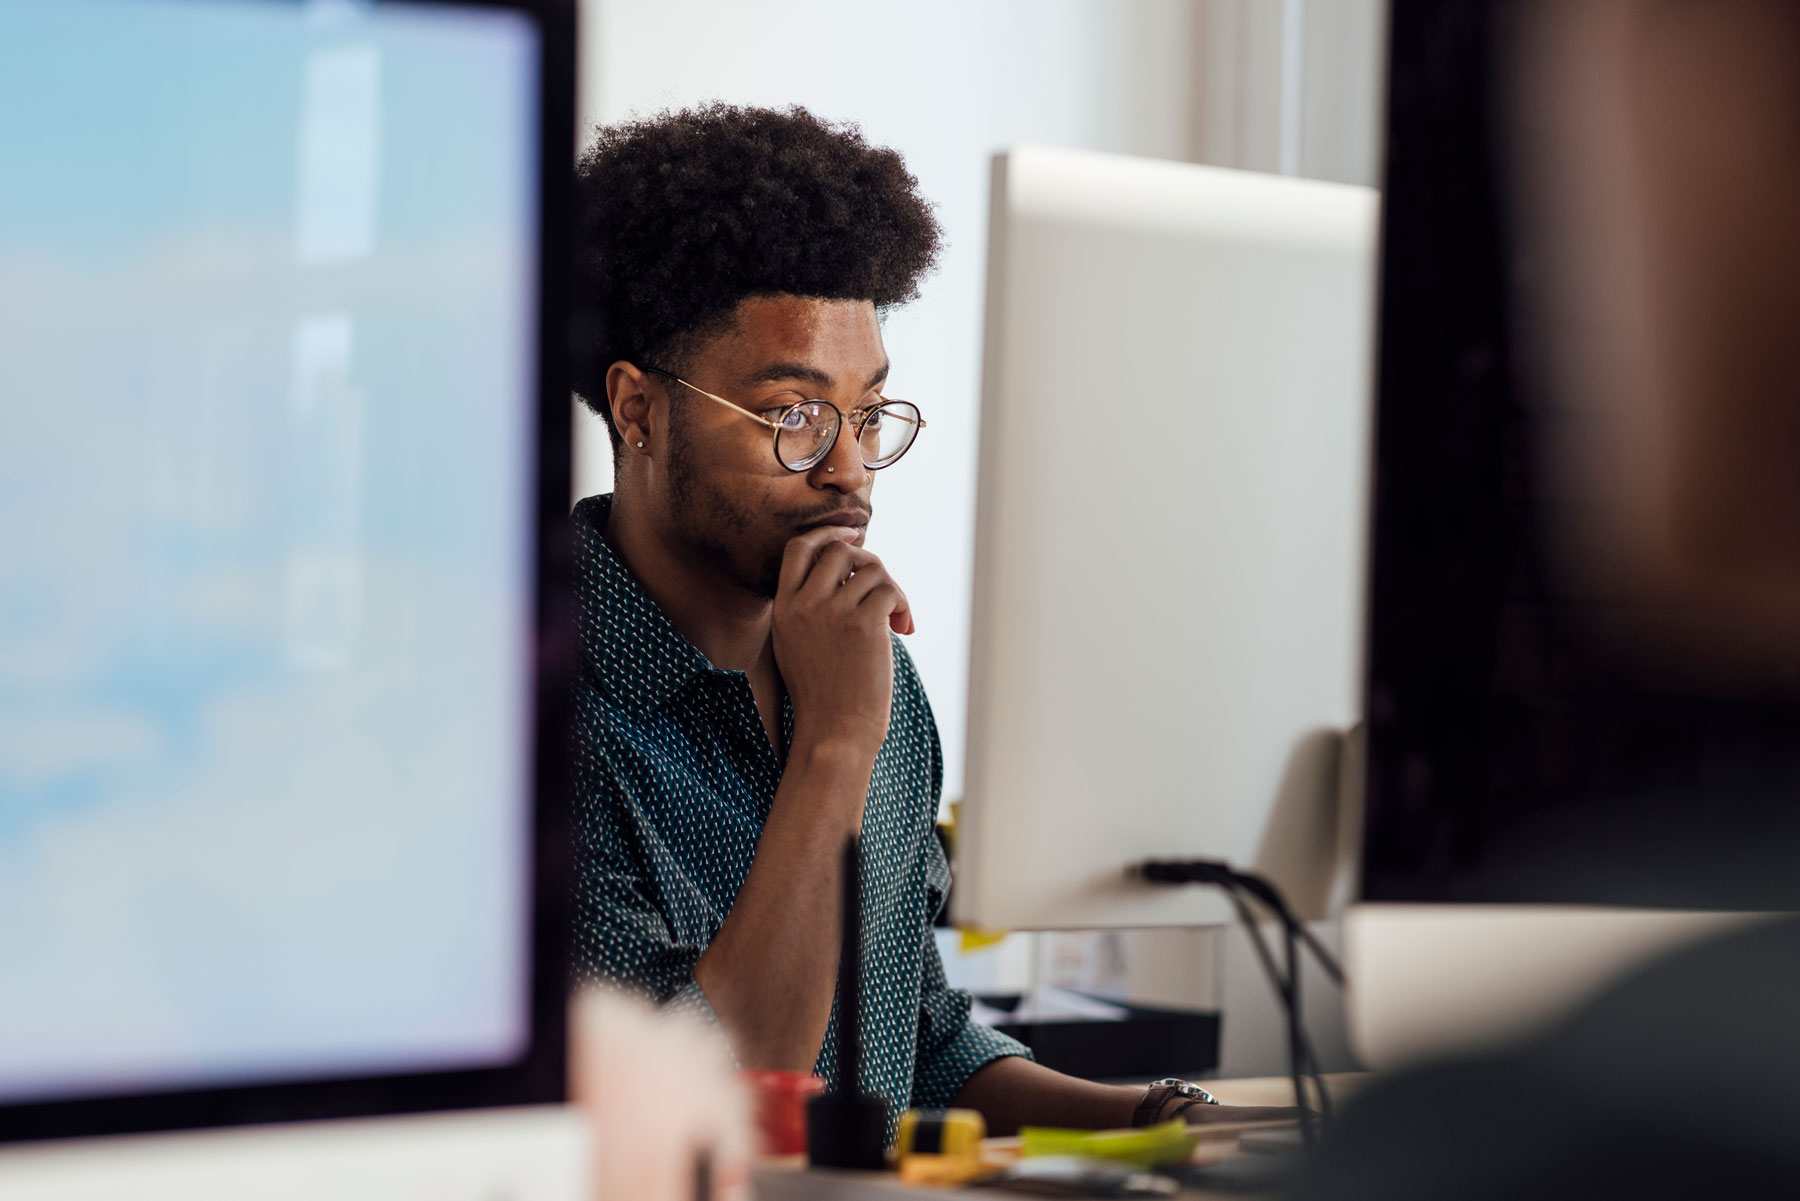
left=1222, top=886, right=1285, bottom=1012
left=1194, top=864, right=1345, bottom=985
left=1224, top=882, right=1332, bottom=1141
left=1230, top=873, right=1335, bottom=1125
left=1278, top=908, right=1333, bottom=1124
left=1140, top=860, right=1344, bottom=983
left=1138, top=859, right=1342, bottom=1138
left=1233, top=882, right=1333, bottom=1126
left=1224, top=867, right=1338, bottom=1124
left=1221, top=884, right=1315, bottom=1146
left=1282, top=905, right=1312, bottom=1145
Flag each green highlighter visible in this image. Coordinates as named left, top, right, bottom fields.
left=1017, top=1119, right=1199, bottom=1170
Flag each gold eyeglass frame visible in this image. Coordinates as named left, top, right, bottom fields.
left=641, top=365, right=926, bottom=473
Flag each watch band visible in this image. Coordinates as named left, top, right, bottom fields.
left=1131, top=1078, right=1220, bottom=1127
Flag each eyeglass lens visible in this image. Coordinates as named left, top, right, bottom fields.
left=775, top=403, right=837, bottom=470
left=775, top=401, right=921, bottom=472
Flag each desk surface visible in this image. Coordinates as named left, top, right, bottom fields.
left=752, top=1075, right=1366, bottom=1200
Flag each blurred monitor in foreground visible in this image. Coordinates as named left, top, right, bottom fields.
left=1348, top=0, right=1800, bottom=1069
left=0, top=0, right=579, bottom=1195
left=952, top=145, right=1378, bottom=933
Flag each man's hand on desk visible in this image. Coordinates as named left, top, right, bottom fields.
left=953, top=1056, right=1302, bottom=1137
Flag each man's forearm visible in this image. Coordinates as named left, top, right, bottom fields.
left=955, top=1056, right=1304, bottom=1136
left=692, top=738, right=875, bottom=1070
left=953, top=1056, right=1141, bottom=1136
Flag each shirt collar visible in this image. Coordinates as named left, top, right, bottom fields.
left=573, top=493, right=716, bottom=714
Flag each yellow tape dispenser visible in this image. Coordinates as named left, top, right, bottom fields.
left=895, top=1107, right=988, bottom=1186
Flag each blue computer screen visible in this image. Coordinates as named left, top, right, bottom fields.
left=0, top=0, right=541, bottom=1103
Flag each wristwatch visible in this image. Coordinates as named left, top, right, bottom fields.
left=1131, top=1078, right=1220, bottom=1127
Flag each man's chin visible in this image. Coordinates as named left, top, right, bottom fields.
left=748, top=564, right=781, bottom=600
left=713, top=553, right=780, bottom=601
left=738, top=546, right=784, bottom=600
left=676, top=535, right=781, bottom=601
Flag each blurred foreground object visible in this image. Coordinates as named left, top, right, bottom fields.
left=1332, top=0, right=1800, bottom=1192
left=895, top=1107, right=987, bottom=1185
left=1514, top=0, right=1800, bottom=675
left=571, top=990, right=751, bottom=1201
left=1300, top=917, right=1800, bottom=1200
left=741, top=1070, right=823, bottom=1158
left=1352, top=0, right=1800, bottom=1073
left=0, top=2, right=581, bottom=1188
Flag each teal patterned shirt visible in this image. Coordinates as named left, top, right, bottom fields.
left=570, top=494, right=1029, bottom=1120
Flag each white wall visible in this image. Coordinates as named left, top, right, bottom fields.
left=1192, top=0, right=1386, bottom=186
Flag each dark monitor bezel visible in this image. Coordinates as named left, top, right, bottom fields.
left=1359, top=0, right=1516, bottom=906
left=0, top=0, right=578, bottom=1144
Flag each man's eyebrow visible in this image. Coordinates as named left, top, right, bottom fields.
left=740, top=361, right=891, bottom=392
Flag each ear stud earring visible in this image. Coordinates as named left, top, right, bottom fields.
left=636, top=441, right=645, bottom=448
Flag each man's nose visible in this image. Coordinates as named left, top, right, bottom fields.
left=808, top=419, right=869, bottom=492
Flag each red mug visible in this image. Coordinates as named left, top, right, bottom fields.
left=741, top=1069, right=826, bottom=1157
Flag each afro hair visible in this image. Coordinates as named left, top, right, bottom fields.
left=571, top=103, right=943, bottom=445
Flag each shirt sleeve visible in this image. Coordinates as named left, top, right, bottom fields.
left=570, top=687, right=723, bottom=1033
left=895, top=638, right=1033, bottom=1107
left=910, top=922, right=1033, bottom=1108
left=908, top=804, right=1032, bottom=1107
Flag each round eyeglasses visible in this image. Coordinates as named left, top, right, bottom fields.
left=643, top=366, right=925, bottom=473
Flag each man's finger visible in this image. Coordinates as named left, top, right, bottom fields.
left=797, top=541, right=867, bottom=603
left=839, top=560, right=895, bottom=608
left=854, top=577, right=914, bottom=636
left=834, top=552, right=912, bottom=634
left=794, top=539, right=883, bottom=597
left=777, top=525, right=861, bottom=597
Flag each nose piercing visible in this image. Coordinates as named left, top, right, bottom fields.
left=826, top=466, right=835, bottom=474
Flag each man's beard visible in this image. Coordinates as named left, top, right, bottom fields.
left=665, top=435, right=785, bottom=599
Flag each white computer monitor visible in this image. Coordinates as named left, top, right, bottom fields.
left=952, top=145, right=1378, bottom=934
left=0, top=1, right=582, bottom=1195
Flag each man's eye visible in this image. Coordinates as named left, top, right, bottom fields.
left=776, top=408, right=808, bottom=429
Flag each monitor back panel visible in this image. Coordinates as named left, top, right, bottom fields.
left=956, top=146, right=1377, bottom=931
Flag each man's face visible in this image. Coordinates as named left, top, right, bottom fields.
left=660, top=294, right=888, bottom=598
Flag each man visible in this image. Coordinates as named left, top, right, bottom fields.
left=569, top=102, right=1283, bottom=1135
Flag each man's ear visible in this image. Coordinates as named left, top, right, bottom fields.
left=606, top=362, right=656, bottom=460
